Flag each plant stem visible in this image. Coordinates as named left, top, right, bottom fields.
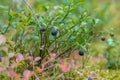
left=54, top=36, right=57, bottom=52
left=82, top=56, right=84, bottom=69
left=59, top=4, right=71, bottom=24
left=32, top=61, right=35, bottom=80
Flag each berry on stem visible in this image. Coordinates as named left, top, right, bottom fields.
left=40, top=28, right=46, bottom=32
left=100, top=36, right=106, bottom=41
left=78, top=50, right=84, bottom=56
left=51, top=29, right=57, bottom=36
left=110, top=33, right=114, bottom=37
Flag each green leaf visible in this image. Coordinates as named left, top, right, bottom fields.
left=0, top=50, right=7, bottom=57
left=9, top=11, right=16, bottom=16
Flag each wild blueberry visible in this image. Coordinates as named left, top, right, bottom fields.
left=51, top=29, right=57, bottom=36
left=110, top=33, right=114, bottom=37
left=100, top=36, right=106, bottom=41
left=78, top=50, right=84, bottom=56
left=40, top=28, right=46, bottom=32
left=88, top=77, right=93, bottom=80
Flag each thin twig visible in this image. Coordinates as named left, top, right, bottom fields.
left=59, top=5, right=71, bottom=24
left=23, top=0, right=41, bottom=27
left=46, top=14, right=58, bottom=29
left=34, top=73, right=40, bottom=80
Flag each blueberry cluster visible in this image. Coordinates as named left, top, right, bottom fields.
left=40, top=28, right=58, bottom=36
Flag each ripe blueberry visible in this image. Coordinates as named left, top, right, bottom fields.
left=78, top=50, right=84, bottom=56
left=88, top=77, right=93, bottom=80
left=110, top=33, right=114, bottom=37
left=100, top=36, right=106, bottom=41
left=40, top=28, right=46, bottom=32
left=51, top=29, right=57, bottom=36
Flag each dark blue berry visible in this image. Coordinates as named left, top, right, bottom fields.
left=78, top=50, right=84, bottom=56
left=88, top=77, right=93, bottom=80
left=51, top=29, right=57, bottom=36
left=110, top=33, right=114, bottom=37
left=40, top=28, right=46, bottom=32
left=100, top=36, right=106, bottom=41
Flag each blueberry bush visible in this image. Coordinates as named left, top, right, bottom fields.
left=0, top=0, right=120, bottom=80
